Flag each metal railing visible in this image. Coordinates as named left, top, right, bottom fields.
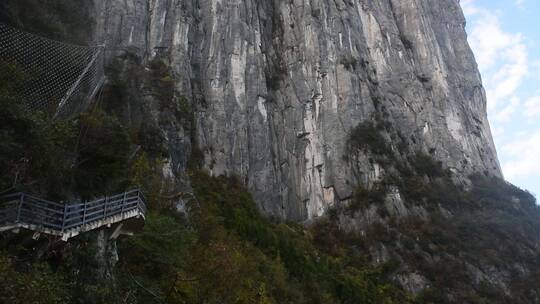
left=0, top=190, right=146, bottom=240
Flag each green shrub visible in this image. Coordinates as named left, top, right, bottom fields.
left=409, top=153, right=446, bottom=178
left=114, top=171, right=412, bottom=303
left=336, top=267, right=403, bottom=304
left=128, top=152, right=163, bottom=208
left=116, top=212, right=196, bottom=303
left=3, top=0, right=95, bottom=44
left=148, top=57, right=175, bottom=105
left=392, top=153, right=465, bottom=208
left=0, top=69, right=133, bottom=200
left=0, top=62, right=78, bottom=198
left=384, top=165, right=540, bottom=302
left=469, top=174, right=537, bottom=210
left=74, top=110, right=132, bottom=198
left=347, top=122, right=392, bottom=156
left=339, top=56, right=358, bottom=71
left=348, top=183, right=388, bottom=213
left=0, top=252, right=72, bottom=304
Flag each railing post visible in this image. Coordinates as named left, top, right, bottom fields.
left=136, top=190, right=141, bottom=213
left=82, top=201, right=87, bottom=227
left=120, top=192, right=127, bottom=219
left=16, top=193, right=24, bottom=223
left=61, top=204, right=68, bottom=232
left=104, top=196, right=108, bottom=218
left=138, top=190, right=146, bottom=214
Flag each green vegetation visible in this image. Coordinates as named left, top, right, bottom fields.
left=343, top=120, right=539, bottom=302
left=408, top=153, right=447, bottom=178
left=0, top=61, right=164, bottom=201
left=348, top=183, right=388, bottom=213
left=74, top=111, right=132, bottom=198
left=0, top=58, right=411, bottom=303
left=470, top=173, right=537, bottom=210
left=114, top=171, right=411, bottom=304
left=339, top=56, right=358, bottom=71
left=0, top=63, right=77, bottom=198
left=391, top=153, right=465, bottom=209
left=389, top=174, right=540, bottom=303
left=2, top=6, right=539, bottom=301
left=4, top=124, right=535, bottom=301
left=0, top=253, right=72, bottom=304
left=148, top=58, right=176, bottom=108
left=344, top=139, right=540, bottom=303
left=147, top=58, right=194, bottom=133
left=1, top=0, right=95, bottom=44
left=347, top=122, right=392, bottom=156
left=0, top=94, right=133, bottom=200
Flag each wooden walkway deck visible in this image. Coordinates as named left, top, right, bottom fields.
left=0, top=190, right=147, bottom=241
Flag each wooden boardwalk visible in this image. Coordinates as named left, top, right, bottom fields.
left=0, top=190, right=147, bottom=241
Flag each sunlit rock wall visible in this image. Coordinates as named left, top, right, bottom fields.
left=92, top=0, right=501, bottom=220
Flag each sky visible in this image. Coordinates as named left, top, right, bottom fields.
left=461, top=0, right=540, bottom=198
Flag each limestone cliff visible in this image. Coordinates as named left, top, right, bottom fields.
left=90, top=0, right=500, bottom=221
left=2, top=1, right=540, bottom=302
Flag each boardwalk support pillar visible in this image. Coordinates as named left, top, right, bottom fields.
left=110, top=223, right=124, bottom=240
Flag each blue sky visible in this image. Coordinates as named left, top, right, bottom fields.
left=461, top=0, right=540, bottom=198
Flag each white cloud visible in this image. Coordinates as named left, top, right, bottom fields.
left=493, top=96, right=519, bottom=123
left=463, top=1, right=539, bottom=189
left=461, top=0, right=480, bottom=16
left=488, top=43, right=527, bottom=99
left=533, top=61, right=540, bottom=79
left=501, top=131, right=540, bottom=180
left=524, top=96, right=540, bottom=118
left=515, top=0, right=525, bottom=9
left=464, top=5, right=529, bottom=110
left=490, top=125, right=505, bottom=138
left=467, top=13, right=519, bottom=69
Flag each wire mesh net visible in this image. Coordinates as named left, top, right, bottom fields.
left=0, top=23, right=105, bottom=118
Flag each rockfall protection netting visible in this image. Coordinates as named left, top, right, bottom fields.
left=0, top=23, right=105, bottom=118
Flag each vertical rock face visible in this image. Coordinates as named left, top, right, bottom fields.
left=93, top=0, right=501, bottom=221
